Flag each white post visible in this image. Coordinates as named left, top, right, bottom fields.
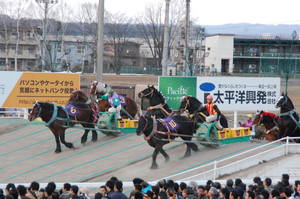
left=161, top=0, right=171, bottom=76
left=233, top=111, right=238, bottom=128
left=285, top=136, right=289, bottom=155
left=96, top=0, right=104, bottom=81
left=23, top=108, right=28, bottom=120
left=213, top=160, right=217, bottom=180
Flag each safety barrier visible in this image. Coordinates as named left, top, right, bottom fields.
left=0, top=108, right=28, bottom=119
left=162, top=136, right=300, bottom=181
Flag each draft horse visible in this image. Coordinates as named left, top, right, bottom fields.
left=275, top=93, right=300, bottom=141
left=179, top=96, right=228, bottom=128
left=89, top=81, right=138, bottom=118
left=136, top=115, right=198, bottom=169
left=138, top=85, right=172, bottom=119
left=28, top=100, right=97, bottom=153
left=252, top=111, right=280, bottom=141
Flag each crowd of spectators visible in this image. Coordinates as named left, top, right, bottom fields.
left=1, top=174, right=300, bottom=199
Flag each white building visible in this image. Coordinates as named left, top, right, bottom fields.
left=204, top=34, right=234, bottom=74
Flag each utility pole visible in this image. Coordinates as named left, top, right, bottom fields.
left=96, top=0, right=104, bottom=81
left=162, top=0, right=171, bottom=76
left=185, top=0, right=191, bottom=76
left=36, top=0, right=58, bottom=71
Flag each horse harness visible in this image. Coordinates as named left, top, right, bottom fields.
left=36, top=103, right=70, bottom=127
left=279, top=109, right=300, bottom=128
left=148, top=103, right=171, bottom=116
left=144, top=118, right=173, bottom=142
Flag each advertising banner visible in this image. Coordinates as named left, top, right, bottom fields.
left=159, top=77, right=197, bottom=110
left=196, top=77, right=280, bottom=111
left=0, top=72, right=80, bottom=108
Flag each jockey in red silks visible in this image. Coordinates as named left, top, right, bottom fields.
left=202, top=95, right=223, bottom=130
left=261, top=112, right=278, bottom=119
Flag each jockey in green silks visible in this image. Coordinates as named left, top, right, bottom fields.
left=107, top=89, right=122, bottom=120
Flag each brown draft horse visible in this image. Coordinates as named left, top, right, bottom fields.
left=89, top=81, right=138, bottom=118
left=28, top=100, right=98, bottom=153
left=252, top=111, right=280, bottom=141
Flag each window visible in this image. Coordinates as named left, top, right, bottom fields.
left=0, top=45, right=5, bottom=53
left=28, top=46, right=36, bottom=54
left=57, top=59, right=61, bottom=63
left=57, top=44, right=61, bottom=52
left=77, top=46, right=85, bottom=54
left=11, top=45, right=16, bottom=53
left=17, top=47, right=23, bottom=55
left=27, top=61, right=35, bottom=67
left=0, top=59, right=5, bottom=66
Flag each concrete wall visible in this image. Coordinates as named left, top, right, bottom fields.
left=205, top=35, right=234, bottom=73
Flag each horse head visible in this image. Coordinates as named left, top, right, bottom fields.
left=89, top=81, right=98, bottom=95
left=275, top=93, right=294, bottom=110
left=136, top=115, right=151, bottom=136
left=28, top=101, right=41, bottom=121
left=69, top=91, right=88, bottom=103
left=138, top=85, right=155, bottom=98
left=253, top=110, right=264, bottom=125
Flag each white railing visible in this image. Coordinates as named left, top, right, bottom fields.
left=0, top=108, right=28, bottom=119
left=162, top=137, right=300, bottom=181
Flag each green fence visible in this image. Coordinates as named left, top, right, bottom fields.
left=120, top=66, right=162, bottom=75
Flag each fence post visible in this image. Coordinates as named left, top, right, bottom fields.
left=23, top=108, right=28, bottom=120
left=285, top=136, right=289, bottom=155
left=234, top=111, right=238, bottom=128
left=213, top=161, right=217, bottom=181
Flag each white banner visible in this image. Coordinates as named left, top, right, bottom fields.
left=196, top=77, right=280, bottom=111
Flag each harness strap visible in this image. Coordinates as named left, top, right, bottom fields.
left=279, top=109, right=300, bottom=127
left=148, top=103, right=171, bottom=116
left=46, top=104, right=58, bottom=126
left=144, top=118, right=158, bottom=141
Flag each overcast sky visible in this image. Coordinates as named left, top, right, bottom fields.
left=66, top=0, right=300, bottom=25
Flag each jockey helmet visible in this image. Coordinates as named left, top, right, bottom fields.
left=108, top=89, right=114, bottom=94
left=206, top=95, right=213, bottom=101
left=247, top=114, right=253, bottom=118
left=100, top=95, right=108, bottom=100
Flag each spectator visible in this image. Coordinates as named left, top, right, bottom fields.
left=182, top=188, right=196, bottom=199
left=17, top=185, right=30, bottom=199
left=0, top=189, right=4, bottom=199
left=264, top=178, right=273, bottom=193
left=52, top=192, right=60, bottom=199
left=226, top=180, right=234, bottom=192
left=70, top=186, right=79, bottom=199
left=245, top=191, right=255, bottom=199
left=27, top=181, right=41, bottom=199
left=105, top=180, right=115, bottom=199
left=133, top=192, right=143, bottom=199
left=208, top=187, right=219, bottom=199
left=59, top=183, right=72, bottom=199
left=293, top=180, right=300, bottom=198
left=110, top=181, right=127, bottom=199
left=220, top=188, right=230, bottom=199
left=5, top=184, right=18, bottom=199
left=197, top=186, right=207, bottom=199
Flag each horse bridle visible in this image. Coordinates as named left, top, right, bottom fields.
left=183, top=97, right=190, bottom=112
left=32, top=103, right=42, bottom=119
left=143, top=88, right=154, bottom=98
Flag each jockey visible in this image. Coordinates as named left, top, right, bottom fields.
left=107, top=89, right=122, bottom=119
left=239, top=114, right=253, bottom=129
left=202, top=95, right=223, bottom=130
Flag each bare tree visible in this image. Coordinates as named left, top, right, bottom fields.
left=106, top=12, right=132, bottom=74
left=137, top=0, right=185, bottom=69
left=76, top=2, right=98, bottom=73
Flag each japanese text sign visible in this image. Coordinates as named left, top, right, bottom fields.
left=0, top=72, right=80, bottom=108
left=196, top=77, right=280, bottom=111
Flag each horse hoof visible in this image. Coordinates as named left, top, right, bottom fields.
left=92, top=137, right=98, bottom=142
left=165, top=157, right=170, bottom=162
left=81, top=138, right=87, bottom=144
left=66, top=143, right=73, bottom=149
left=55, top=149, right=62, bottom=153
left=150, top=165, right=158, bottom=170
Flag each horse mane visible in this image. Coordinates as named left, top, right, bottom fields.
left=153, top=88, right=165, bottom=103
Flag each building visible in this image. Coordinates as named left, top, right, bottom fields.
left=204, top=34, right=234, bottom=74
left=233, top=37, right=300, bottom=74
left=0, top=26, right=40, bottom=71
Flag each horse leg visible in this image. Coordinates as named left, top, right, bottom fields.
left=59, top=129, right=74, bottom=149
left=81, top=128, right=89, bottom=144
left=183, top=143, right=192, bottom=158
left=151, top=147, right=160, bottom=169
left=54, top=134, right=62, bottom=153
left=91, top=128, right=98, bottom=142
left=159, top=147, right=170, bottom=162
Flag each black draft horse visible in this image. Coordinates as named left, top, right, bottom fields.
left=136, top=115, right=198, bottom=169
left=179, top=96, right=228, bottom=128
left=28, top=93, right=98, bottom=153
left=138, top=85, right=172, bottom=119
left=275, top=93, right=300, bottom=140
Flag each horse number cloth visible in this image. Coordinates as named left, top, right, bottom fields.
left=66, top=104, right=80, bottom=117
left=163, top=117, right=179, bottom=131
